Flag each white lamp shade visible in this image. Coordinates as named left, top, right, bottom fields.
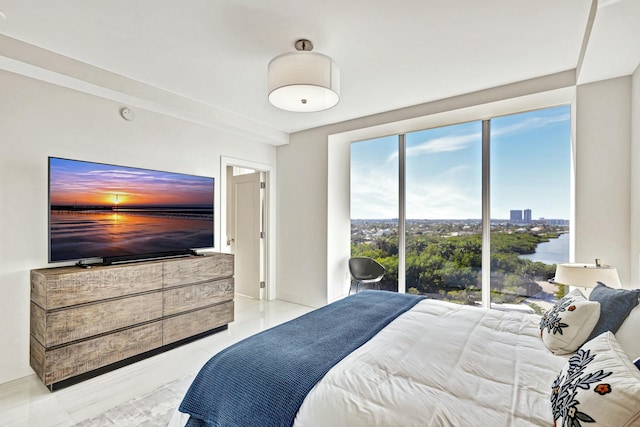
left=554, top=263, right=621, bottom=288
left=268, top=51, right=340, bottom=112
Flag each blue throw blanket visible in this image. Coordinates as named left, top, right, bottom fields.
left=179, top=291, right=425, bottom=427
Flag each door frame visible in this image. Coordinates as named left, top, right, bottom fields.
left=220, top=156, right=275, bottom=300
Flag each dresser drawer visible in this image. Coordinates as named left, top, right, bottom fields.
left=163, top=278, right=234, bottom=316
left=31, top=321, right=163, bottom=386
left=31, top=263, right=163, bottom=310
left=31, top=292, right=163, bottom=347
left=163, top=301, right=234, bottom=345
left=163, top=254, right=234, bottom=287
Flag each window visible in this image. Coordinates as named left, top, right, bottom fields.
left=350, top=105, right=571, bottom=312
left=490, top=107, right=571, bottom=313
left=351, top=136, right=399, bottom=291
left=405, top=122, right=483, bottom=304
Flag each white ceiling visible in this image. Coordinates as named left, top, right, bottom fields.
left=0, top=0, right=638, bottom=143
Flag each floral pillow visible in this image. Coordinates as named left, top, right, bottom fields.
left=551, top=332, right=640, bottom=426
left=540, top=289, right=600, bottom=355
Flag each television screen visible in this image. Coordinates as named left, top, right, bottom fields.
left=48, top=157, right=214, bottom=263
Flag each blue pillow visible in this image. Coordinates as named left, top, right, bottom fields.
left=588, top=282, right=640, bottom=340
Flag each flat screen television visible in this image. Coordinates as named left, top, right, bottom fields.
left=48, top=157, right=214, bottom=264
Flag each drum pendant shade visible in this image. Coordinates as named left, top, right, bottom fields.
left=268, top=41, right=340, bottom=112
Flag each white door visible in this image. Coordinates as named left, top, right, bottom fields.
left=230, top=172, right=263, bottom=299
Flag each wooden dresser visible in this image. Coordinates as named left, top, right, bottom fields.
left=30, top=253, right=234, bottom=390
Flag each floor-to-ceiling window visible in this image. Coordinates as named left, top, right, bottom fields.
left=351, top=135, right=399, bottom=291
left=350, top=105, right=570, bottom=312
left=405, top=122, right=483, bottom=304
left=490, top=106, right=571, bottom=313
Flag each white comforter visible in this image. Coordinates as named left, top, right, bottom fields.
left=293, top=299, right=566, bottom=427
left=171, top=298, right=566, bottom=427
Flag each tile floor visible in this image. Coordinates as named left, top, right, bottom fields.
left=0, top=296, right=314, bottom=426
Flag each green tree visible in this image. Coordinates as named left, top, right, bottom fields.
left=351, top=224, right=567, bottom=310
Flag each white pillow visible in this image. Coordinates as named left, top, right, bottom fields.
left=615, top=304, right=640, bottom=360
left=540, top=289, right=600, bottom=355
left=551, top=332, right=640, bottom=426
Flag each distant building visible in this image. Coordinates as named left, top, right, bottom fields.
left=524, top=209, right=532, bottom=224
left=545, top=219, right=570, bottom=226
left=510, top=210, right=523, bottom=223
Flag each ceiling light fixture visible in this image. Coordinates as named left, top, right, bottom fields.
left=268, top=39, right=340, bottom=112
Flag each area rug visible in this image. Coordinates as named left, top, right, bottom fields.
left=74, top=375, right=194, bottom=426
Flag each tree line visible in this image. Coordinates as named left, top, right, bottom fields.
left=352, top=230, right=565, bottom=309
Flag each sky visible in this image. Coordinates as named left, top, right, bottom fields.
left=49, top=158, right=214, bottom=207
left=351, top=105, right=571, bottom=220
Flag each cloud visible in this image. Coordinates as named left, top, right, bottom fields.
left=387, top=109, right=570, bottom=162
left=350, top=166, right=399, bottom=219
left=351, top=161, right=481, bottom=219
left=353, top=107, right=570, bottom=219
left=491, top=111, right=570, bottom=137
left=384, top=131, right=480, bottom=162
left=404, top=131, right=481, bottom=158
left=406, top=186, right=481, bottom=219
left=404, top=164, right=481, bottom=218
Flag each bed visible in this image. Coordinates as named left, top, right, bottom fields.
left=171, top=287, right=640, bottom=427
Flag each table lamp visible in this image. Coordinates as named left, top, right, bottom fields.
left=554, top=259, right=621, bottom=291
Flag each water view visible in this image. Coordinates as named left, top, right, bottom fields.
left=519, top=232, right=569, bottom=265
left=50, top=210, right=213, bottom=262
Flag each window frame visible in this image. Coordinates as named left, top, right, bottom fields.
left=349, top=107, right=572, bottom=309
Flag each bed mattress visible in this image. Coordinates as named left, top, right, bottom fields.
left=173, top=297, right=567, bottom=426
left=293, top=299, right=566, bottom=426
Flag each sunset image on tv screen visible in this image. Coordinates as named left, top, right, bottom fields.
left=49, top=157, right=214, bottom=262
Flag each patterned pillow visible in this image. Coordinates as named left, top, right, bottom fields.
left=540, top=289, right=600, bottom=355
left=551, top=332, right=640, bottom=426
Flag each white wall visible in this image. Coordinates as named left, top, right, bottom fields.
left=276, top=127, right=329, bottom=307
left=276, top=71, right=639, bottom=309
left=575, top=76, right=632, bottom=285
left=631, top=65, right=640, bottom=287
left=0, top=70, right=276, bottom=384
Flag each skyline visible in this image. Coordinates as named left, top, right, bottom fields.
left=351, top=105, right=571, bottom=220
left=350, top=216, right=569, bottom=223
left=49, top=158, right=214, bottom=207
